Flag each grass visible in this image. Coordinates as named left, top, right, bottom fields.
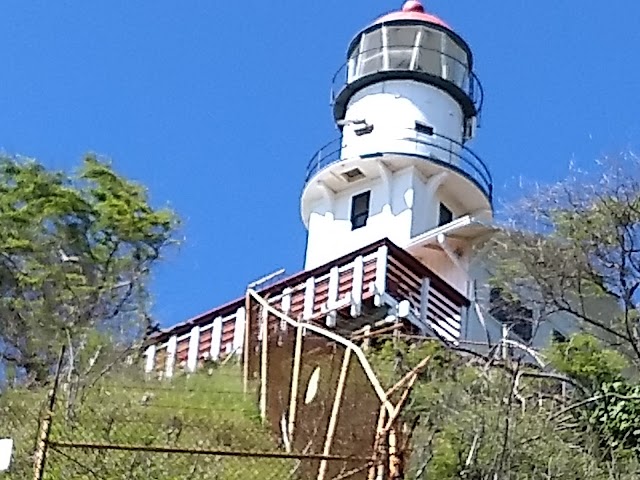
left=1, top=362, right=297, bottom=479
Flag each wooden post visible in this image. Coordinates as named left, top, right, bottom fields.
left=303, top=277, right=315, bottom=321
left=144, top=345, right=156, bottom=375
left=363, top=325, right=372, bottom=351
left=211, top=317, right=223, bottom=362
left=317, top=347, right=352, bottom=480
left=420, top=278, right=430, bottom=326
left=326, top=266, right=339, bottom=328
left=233, top=306, right=247, bottom=354
left=243, top=292, right=252, bottom=395
left=165, top=335, right=177, bottom=379
left=281, top=288, right=292, bottom=331
left=186, top=326, right=201, bottom=373
left=288, top=323, right=304, bottom=445
left=388, top=428, right=403, bottom=480
left=259, top=306, right=269, bottom=424
left=374, top=246, right=388, bottom=307
left=350, top=255, right=364, bottom=317
left=501, top=324, right=509, bottom=361
left=33, top=347, right=65, bottom=480
left=369, top=406, right=388, bottom=480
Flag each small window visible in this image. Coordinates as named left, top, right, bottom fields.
left=438, top=203, right=453, bottom=227
left=415, top=121, right=434, bottom=136
left=351, top=191, right=371, bottom=230
left=513, top=320, right=534, bottom=344
left=552, top=330, right=568, bottom=344
left=489, top=287, right=535, bottom=344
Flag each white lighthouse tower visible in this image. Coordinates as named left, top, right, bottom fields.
left=301, top=1, right=493, bottom=293
left=145, top=1, right=500, bottom=380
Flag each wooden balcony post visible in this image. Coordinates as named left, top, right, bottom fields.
left=281, top=287, right=293, bottom=331
left=420, top=278, right=431, bottom=329
left=260, top=307, right=269, bottom=424
left=462, top=279, right=476, bottom=339
left=211, top=317, right=223, bottom=361
left=144, top=345, right=156, bottom=375
left=165, top=335, right=177, bottom=379
left=326, top=266, right=340, bottom=328
left=374, top=246, right=389, bottom=307
left=351, top=255, right=364, bottom=317
left=303, top=277, right=315, bottom=321
left=233, top=307, right=247, bottom=354
left=186, top=326, right=201, bottom=373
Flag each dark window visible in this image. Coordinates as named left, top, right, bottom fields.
left=552, top=330, right=568, bottom=344
left=351, top=191, right=371, bottom=230
left=513, top=319, right=534, bottom=344
left=489, top=287, right=534, bottom=344
left=415, top=121, right=434, bottom=136
left=438, top=203, right=453, bottom=226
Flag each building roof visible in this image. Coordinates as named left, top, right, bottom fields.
left=372, top=1, right=451, bottom=31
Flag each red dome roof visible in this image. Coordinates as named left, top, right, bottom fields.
left=372, top=1, right=451, bottom=30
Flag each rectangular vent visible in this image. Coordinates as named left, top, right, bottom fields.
left=415, top=121, right=434, bottom=136
left=342, top=168, right=365, bottom=183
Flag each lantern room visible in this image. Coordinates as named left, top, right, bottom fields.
left=332, top=0, right=482, bottom=138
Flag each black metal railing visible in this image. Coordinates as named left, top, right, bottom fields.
left=331, top=46, right=484, bottom=118
left=304, top=128, right=493, bottom=202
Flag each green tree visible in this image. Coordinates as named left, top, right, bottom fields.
left=480, top=153, right=640, bottom=468
left=487, top=154, right=640, bottom=365
left=548, top=333, right=640, bottom=459
left=0, top=154, right=179, bottom=388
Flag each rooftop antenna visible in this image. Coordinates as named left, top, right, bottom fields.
left=247, top=268, right=286, bottom=290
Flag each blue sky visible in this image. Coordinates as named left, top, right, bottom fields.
left=2, top=1, right=640, bottom=327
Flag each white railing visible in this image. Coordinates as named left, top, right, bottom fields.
left=145, top=242, right=468, bottom=377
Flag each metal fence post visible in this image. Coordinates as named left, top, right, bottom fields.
left=33, top=347, right=66, bottom=480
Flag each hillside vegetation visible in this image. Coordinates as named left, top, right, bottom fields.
left=367, top=338, right=640, bottom=479
left=3, top=337, right=640, bottom=479
left=1, top=363, right=295, bottom=479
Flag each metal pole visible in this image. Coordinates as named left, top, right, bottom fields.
left=243, top=291, right=252, bottom=395
left=33, top=347, right=66, bottom=480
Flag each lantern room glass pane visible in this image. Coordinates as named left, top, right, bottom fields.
left=357, top=30, right=384, bottom=77
left=386, top=26, right=418, bottom=70
left=386, top=25, right=418, bottom=48
left=442, top=37, right=469, bottom=88
left=415, top=29, right=442, bottom=76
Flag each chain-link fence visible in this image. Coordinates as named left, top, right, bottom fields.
left=0, top=290, right=424, bottom=479
left=1, top=387, right=45, bottom=476
left=245, top=290, right=419, bottom=480
left=2, top=357, right=382, bottom=479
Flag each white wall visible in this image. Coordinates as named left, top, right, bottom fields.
left=304, top=158, right=482, bottom=270
left=409, top=172, right=433, bottom=238
left=341, top=80, right=464, bottom=163
left=305, top=167, right=426, bottom=269
left=461, top=260, right=598, bottom=362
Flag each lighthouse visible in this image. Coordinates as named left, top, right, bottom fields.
left=301, top=0, right=493, bottom=294
left=147, top=1, right=498, bottom=379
